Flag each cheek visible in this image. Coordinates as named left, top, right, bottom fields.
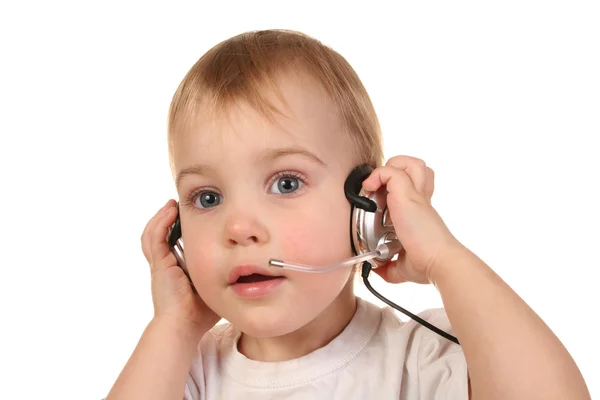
left=184, top=227, right=216, bottom=258
left=276, top=200, right=353, bottom=265
left=181, top=228, right=221, bottom=282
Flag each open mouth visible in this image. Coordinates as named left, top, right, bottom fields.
left=236, top=274, right=282, bottom=284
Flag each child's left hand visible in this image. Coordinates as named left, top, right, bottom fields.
left=362, top=155, right=462, bottom=284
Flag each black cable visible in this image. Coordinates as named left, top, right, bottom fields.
left=361, top=261, right=460, bottom=345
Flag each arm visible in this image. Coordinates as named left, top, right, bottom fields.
left=361, top=156, right=590, bottom=399
left=105, top=200, right=220, bottom=399
left=431, top=243, right=591, bottom=400
left=105, top=317, right=207, bottom=400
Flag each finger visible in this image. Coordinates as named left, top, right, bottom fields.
left=148, top=202, right=179, bottom=273
left=372, top=253, right=430, bottom=285
left=141, top=200, right=176, bottom=265
left=141, top=201, right=170, bottom=262
left=141, top=200, right=173, bottom=259
left=425, top=167, right=435, bottom=201
left=372, top=258, right=407, bottom=284
left=362, top=165, right=417, bottom=202
left=385, top=156, right=428, bottom=196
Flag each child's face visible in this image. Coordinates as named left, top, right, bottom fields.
left=172, top=73, right=357, bottom=337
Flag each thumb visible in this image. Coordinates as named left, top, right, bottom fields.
left=362, top=165, right=417, bottom=201
left=371, top=259, right=408, bottom=284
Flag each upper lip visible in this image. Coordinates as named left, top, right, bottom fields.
left=228, top=264, right=283, bottom=284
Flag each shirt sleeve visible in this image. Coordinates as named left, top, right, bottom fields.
left=184, top=356, right=205, bottom=400
left=184, top=381, right=199, bottom=400
left=403, top=308, right=470, bottom=399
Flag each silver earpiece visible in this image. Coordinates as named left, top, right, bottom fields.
left=351, top=185, right=403, bottom=268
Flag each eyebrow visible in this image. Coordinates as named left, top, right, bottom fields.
left=175, top=146, right=326, bottom=189
left=259, top=146, right=326, bottom=166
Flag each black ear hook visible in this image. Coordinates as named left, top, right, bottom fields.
left=344, top=165, right=377, bottom=212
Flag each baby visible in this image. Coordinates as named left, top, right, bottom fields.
left=105, top=30, right=590, bottom=399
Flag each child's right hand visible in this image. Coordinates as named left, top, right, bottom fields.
left=141, top=199, right=220, bottom=338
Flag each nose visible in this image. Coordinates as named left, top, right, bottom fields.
left=223, top=212, right=270, bottom=247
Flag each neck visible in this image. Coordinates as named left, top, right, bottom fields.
left=237, top=279, right=357, bottom=362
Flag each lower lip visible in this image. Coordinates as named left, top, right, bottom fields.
left=230, top=277, right=286, bottom=298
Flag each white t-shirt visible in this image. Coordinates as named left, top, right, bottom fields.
left=184, top=297, right=469, bottom=399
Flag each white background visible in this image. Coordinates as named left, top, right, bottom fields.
left=1, top=1, right=598, bottom=398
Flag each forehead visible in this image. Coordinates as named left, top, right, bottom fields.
left=171, top=72, right=352, bottom=172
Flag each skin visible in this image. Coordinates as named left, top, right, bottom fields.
left=105, top=72, right=591, bottom=400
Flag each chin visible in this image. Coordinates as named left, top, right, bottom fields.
left=225, top=302, right=314, bottom=338
left=231, top=291, right=350, bottom=339
left=238, top=321, right=298, bottom=338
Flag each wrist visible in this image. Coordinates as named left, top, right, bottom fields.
left=427, top=241, right=472, bottom=285
left=150, top=315, right=210, bottom=348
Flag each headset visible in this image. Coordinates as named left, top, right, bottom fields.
left=167, top=165, right=459, bottom=345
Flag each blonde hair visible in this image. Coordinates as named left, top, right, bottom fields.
left=167, top=29, right=384, bottom=172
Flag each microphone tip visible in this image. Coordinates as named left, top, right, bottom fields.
left=269, top=259, right=285, bottom=268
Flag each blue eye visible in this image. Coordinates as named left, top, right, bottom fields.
left=270, top=176, right=302, bottom=194
left=194, top=191, right=222, bottom=209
